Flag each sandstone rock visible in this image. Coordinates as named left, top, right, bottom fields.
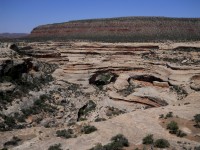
left=190, top=83, right=200, bottom=91
left=25, top=116, right=33, bottom=124
left=1, top=41, right=200, bottom=150
left=0, top=82, right=15, bottom=92
left=153, top=81, right=169, bottom=88
left=181, top=59, right=188, bottom=64
left=40, top=118, right=55, bottom=127
left=55, top=113, right=64, bottom=119
left=190, top=75, right=200, bottom=91
left=133, top=86, right=176, bottom=105
left=114, top=74, right=129, bottom=90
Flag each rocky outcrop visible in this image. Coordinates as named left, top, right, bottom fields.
left=1, top=41, right=200, bottom=150
left=30, top=17, right=200, bottom=41
left=9, top=44, right=61, bottom=58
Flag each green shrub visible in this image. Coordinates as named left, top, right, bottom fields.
left=106, top=107, right=125, bottom=117
left=77, top=100, right=96, bottom=121
left=95, top=118, right=106, bottom=122
left=165, top=112, right=173, bottom=119
left=4, top=116, right=16, bottom=128
left=48, top=143, right=62, bottom=150
left=176, top=130, right=187, bottom=137
left=154, top=139, right=170, bottom=148
left=40, top=94, right=50, bottom=100
left=194, top=114, right=200, bottom=128
left=85, top=100, right=96, bottom=114
left=78, top=117, right=87, bottom=121
left=0, top=115, right=18, bottom=131
left=4, top=136, right=21, bottom=147
left=111, top=134, right=129, bottom=146
left=142, top=134, right=154, bottom=145
left=89, top=134, right=129, bottom=150
left=159, top=114, right=164, bottom=118
left=171, top=85, right=187, bottom=99
left=89, top=143, right=104, bottom=150
left=21, top=96, right=56, bottom=118
left=194, top=146, right=200, bottom=150
left=167, top=121, right=179, bottom=134
left=103, top=142, right=123, bottom=150
left=56, top=129, right=73, bottom=139
left=81, top=125, right=97, bottom=134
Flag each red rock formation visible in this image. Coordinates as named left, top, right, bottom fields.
left=30, top=17, right=200, bottom=41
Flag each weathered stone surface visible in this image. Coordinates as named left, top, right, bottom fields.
left=190, top=75, right=200, bottom=91
left=0, top=41, right=200, bottom=150
left=0, top=82, right=15, bottom=92
left=114, top=74, right=129, bottom=90
left=153, top=81, right=169, bottom=88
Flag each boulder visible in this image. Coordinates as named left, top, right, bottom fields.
left=0, top=82, right=15, bottom=92
left=114, top=74, right=129, bottom=90
left=190, top=75, right=200, bottom=91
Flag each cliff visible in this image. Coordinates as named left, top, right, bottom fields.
left=30, top=17, right=200, bottom=41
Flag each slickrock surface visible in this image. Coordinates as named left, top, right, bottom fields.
left=0, top=41, right=200, bottom=150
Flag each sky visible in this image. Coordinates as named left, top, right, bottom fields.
left=0, top=0, right=200, bottom=33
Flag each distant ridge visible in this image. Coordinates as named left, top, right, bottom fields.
left=30, top=16, right=200, bottom=42
left=0, top=33, right=29, bottom=39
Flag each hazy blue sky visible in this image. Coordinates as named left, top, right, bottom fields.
left=0, top=0, right=200, bottom=33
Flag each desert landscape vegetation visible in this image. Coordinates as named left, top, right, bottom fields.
left=0, top=16, right=200, bottom=150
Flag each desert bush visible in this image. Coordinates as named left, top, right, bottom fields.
left=77, top=100, right=96, bottom=121
left=95, top=117, right=106, bottom=122
left=48, top=143, right=62, bottom=150
left=56, top=129, right=73, bottom=139
left=4, top=116, right=16, bottom=128
left=111, top=134, right=129, bottom=147
left=159, top=114, right=164, bottom=118
left=118, top=84, right=137, bottom=97
left=103, top=134, right=129, bottom=150
left=194, top=114, right=200, bottom=128
left=4, top=136, right=21, bottom=147
left=142, top=134, right=154, bottom=145
left=154, top=139, right=170, bottom=148
left=106, top=107, right=125, bottom=117
left=194, top=146, right=200, bottom=150
left=176, top=130, right=187, bottom=137
left=0, top=115, right=18, bottom=131
left=170, top=85, right=187, bottom=99
left=81, top=125, right=97, bottom=134
left=40, top=94, right=50, bottom=100
left=78, top=117, right=87, bottom=121
left=165, top=112, right=173, bottom=119
left=84, top=100, right=96, bottom=114
left=21, top=95, right=56, bottom=118
left=167, top=121, right=179, bottom=134
left=89, top=143, right=104, bottom=150
left=90, top=134, right=129, bottom=150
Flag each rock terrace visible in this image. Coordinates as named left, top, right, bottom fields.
left=0, top=41, right=200, bottom=150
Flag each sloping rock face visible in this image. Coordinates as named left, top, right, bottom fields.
left=0, top=41, right=200, bottom=150
left=30, top=17, right=200, bottom=41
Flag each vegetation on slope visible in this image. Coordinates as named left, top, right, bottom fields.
left=27, top=17, right=200, bottom=42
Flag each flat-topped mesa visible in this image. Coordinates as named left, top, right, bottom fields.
left=30, top=17, right=200, bottom=41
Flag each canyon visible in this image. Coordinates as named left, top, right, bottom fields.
left=0, top=40, right=200, bottom=149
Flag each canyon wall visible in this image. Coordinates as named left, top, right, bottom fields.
left=30, top=17, right=200, bottom=41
